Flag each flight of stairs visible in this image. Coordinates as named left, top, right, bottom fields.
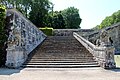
left=22, top=36, right=99, bottom=68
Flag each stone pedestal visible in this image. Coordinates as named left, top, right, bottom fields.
left=5, top=48, right=25, bottom=68
left=99, top=46, right=116, bottom=69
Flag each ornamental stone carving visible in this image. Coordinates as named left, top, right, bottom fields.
left=98, top=30, right=116, bottom=69
left=100, top=30, right=111, bottom=47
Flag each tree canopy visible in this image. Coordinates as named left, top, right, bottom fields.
left=29, top=0, right=51, bottom=27
left=47, top=7, right=82, bottom=29
left=0, top=0, right=82, bottom=29
left=95, top=10, right=120, bottom=29
left=0, top=0, right=32, bottom=17
left=61, top=7, right=82, bottom=29
left=46, top=11, right=66, bottom=29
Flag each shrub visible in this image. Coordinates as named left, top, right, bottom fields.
left=40, top=27, right=53, bottom=36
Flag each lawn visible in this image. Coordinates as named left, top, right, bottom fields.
left=114, top=55, right=120, bottom=67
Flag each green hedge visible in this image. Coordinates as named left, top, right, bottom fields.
left=0, top=4, right=7, bottom=66
left=40, top=27, right=53, bottom=36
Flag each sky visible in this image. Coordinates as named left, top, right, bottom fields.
left=50, top=0, right=120, bottom=29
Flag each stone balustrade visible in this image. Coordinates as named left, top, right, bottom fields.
left=73, top=32, right=116, bottom=69
left=5, top=9, right=46, bottom=68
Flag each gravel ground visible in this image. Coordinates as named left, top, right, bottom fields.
left=0, top=67, right=120, bottom=80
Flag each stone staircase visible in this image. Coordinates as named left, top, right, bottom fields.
left=22, top=36, right=99, bottom=68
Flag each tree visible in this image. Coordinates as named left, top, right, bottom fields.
left=0, top=4, right=7, bottom=66
left=29, top=0, right=51, bottom=27
left=0, top=0, right=31, bottom=17
left=99, top=10, right=120, bottom=29
left=21, top=0, right=31, bottom=17
left=45, top=11, right=66, bottom=29
left=0, top=0, right=53, bottom=27
left=0, top=1, right=82, bottom=29
left=51, top=11, right=66, bottom=29
left=61, top=7, right=82, bottom=29
left=46, top=7, right=82, bottom=29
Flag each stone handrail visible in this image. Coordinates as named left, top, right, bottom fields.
left=5, top=9, right=46, bottom=68
left=73, top=32, right=116, bottom=69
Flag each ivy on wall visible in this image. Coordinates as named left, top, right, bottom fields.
left=0, top=4, right=7, bottom=66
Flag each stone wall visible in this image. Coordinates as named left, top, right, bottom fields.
left=106, top=23, right=120, bottom=54
left=5, top=9, right=46, bottom=68
left=88, top=22, right=120, bottom=54
left=53, top=29, right=94, bottom=36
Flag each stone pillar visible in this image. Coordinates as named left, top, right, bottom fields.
left=99, top=30, right=116, bottom=69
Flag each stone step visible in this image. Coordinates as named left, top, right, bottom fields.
left=33, top=53, right=92, bottom=55
left=23, top=62, right=98, bottom=65
left=32, top=55, right=93, bottom=57
left=24, top=60, right=98, bottom=64
left=42, top=44, right=83, bottom=47
left=27, top=59, right=95, bottom=62
left=25, top=61, right=97, bottom=63
left=41, top=48, right=84, bottom=50
left=43, top=42, right=80, bottom=44
left=29, top=56, right=94, bottom=58
left=34, top=52, right=90, bottom=53
left=30, top=57, right=94, bottom=59
left=29, top=57, right=94, bottom=59
left=21, top=64, right=100, bottom=68
left=40, top=48, right=86, bottom=51
left=46, top=36, right=75, bottom=39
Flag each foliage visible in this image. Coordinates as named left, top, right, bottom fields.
left=46, top=11, right=66, bottom=29
left=53, top=11, right=66, bottom=29
left=46, top=7, right=82, bottom=29
left=40, top=27, right=53, bottom=36
left=0, top=0, right=52, bottom=27
left=0, top=4, right=7, bottom=66
left=92, top=25, right=100, bottom=30
left=0, top=1, right=82, bottom=29
left=61, top=7, right=82, bottom=29
left=29, top=0, right=51, bottom=27
left=96, top=10, right=120, bottom=29
left=0, top=0, right=32, bottom=17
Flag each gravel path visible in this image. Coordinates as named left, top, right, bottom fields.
left=0, top=67, right=120, bottom=80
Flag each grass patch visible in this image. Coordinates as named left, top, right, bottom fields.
left=114, top=55, right=120, bottom=67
